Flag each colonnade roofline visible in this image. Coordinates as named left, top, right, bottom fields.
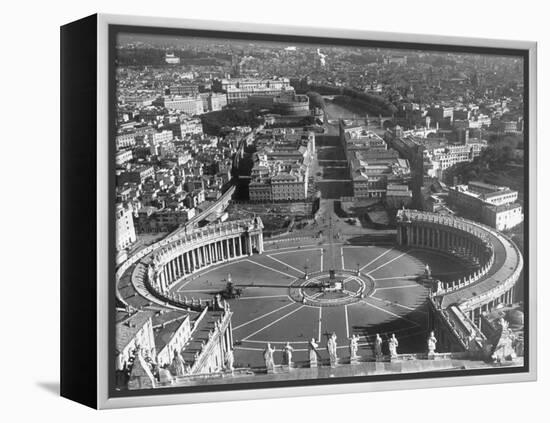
left=397, top=208, right=490, bottom=242
left=152, top=217, right=263, bottom=262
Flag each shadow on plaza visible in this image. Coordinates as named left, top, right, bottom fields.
left=353, top=299, right=431, bottom=354
left=346, top=234, right=402, bottom=246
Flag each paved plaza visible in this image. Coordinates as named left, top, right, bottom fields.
left=169, top=239, right=466, bottom=368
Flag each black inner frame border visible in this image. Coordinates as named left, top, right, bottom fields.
left=107, top=23, right=530, bottom=399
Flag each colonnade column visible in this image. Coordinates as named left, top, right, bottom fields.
left=158, top=270, right=165, bottom=292
left=168, top=261, right=174, bottom=282
left=185, top=252, right=190, bottom=273
left=191, top=249, right=197, bottom=269
left=176, top=256, right=183, bottom=278
left=258, top=232, right=264, bottom=253
left=224, top=239, right=229, bottom=260
left=236, top=236, right=241, bottom=256
left=163, top=269, right=169, bottom=292
left=164, top=262, right=171, bottom=283
left=180, top=253, right=185, bottom=273
left=170, top=259, right=178, bottom=282
left=165, top=262, right=171, bottom=283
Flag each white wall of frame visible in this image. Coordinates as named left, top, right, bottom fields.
left=2, top=0, right=547, bottom=421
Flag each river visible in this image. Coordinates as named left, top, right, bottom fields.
left=323, top=99, right=361, bottom=121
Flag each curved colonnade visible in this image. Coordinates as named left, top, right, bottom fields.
left=145, top=217, right=264, bottom=302
left=396, top=209, right=523, bottom=354
left=116, top=217, right=264, bottom=310
left=397, top=210, right=496, bottom=294
left=115, top=217, right=265, bottom=378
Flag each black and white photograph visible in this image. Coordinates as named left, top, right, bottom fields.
left=110, top=23, right=531, bottom=397
left=3, top=0, right=548, bottom=420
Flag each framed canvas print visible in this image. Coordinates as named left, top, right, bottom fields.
left=60, top=14, right=537, bottom=409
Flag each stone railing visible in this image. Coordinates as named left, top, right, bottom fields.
left=458, top=265, right=522, bottom=312
left=397, top=209, right=490, bottom=243
left=142, top=267, right=229, bottom=313
left=432, top=250, right=495, bottom=296
left=190, top=310, right=232, bottom=374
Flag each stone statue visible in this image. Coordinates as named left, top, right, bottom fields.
left=349, top=334, right=359, bottom=359
left=499, top=317, right=509, bottom=332
left=308, top=338, right=319, bottom=367
left=427, top=331, right=437, bottom=356
left=263, top=343, right=276, bottom=371
left=374, top=333, right=383, bottom=359
left=424, top=264, right=432, bottom=278
left=128, top=346, right=157, bottom=390
left=158, top=365, right=174, bottom=385
left=283, top=342, right=294, bottom=367
left=388, top=334, right=399, bottom=358
left=327, top=332, right=338, bottom=364
left=171, top=350, right=186, bottom=377
left=491, top=318, right=517, bottom=363
left=225, top=349, right=234, bottom=372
